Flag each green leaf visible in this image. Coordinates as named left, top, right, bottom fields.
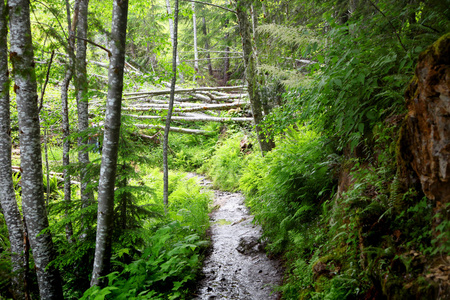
left=366, top=110, right=377, bottom=120
left=357, top=73, right=365, bottom=85
left=358, top=123, right=364, bottom=134
left=317, top=55, right=324, bottom=64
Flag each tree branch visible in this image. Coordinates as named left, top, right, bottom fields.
left=180, top=0, right=236, bottom=14
left=38, top=50, right=55, bottom=112
left=366, top=0, right=407, bottom=52
left=73, top=36, right=112, bottom=57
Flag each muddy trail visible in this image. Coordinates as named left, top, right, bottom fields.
left=193, top=176, right=283, bottom=299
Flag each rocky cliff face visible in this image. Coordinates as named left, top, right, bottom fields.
left=401, top=33, right=450, bottom=204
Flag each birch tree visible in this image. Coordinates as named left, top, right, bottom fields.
left=235, top=0, right=274, bottom=153
left=165, top=0, right=184, bottom=82
left=0, top=1, right=25, bottom=298
left=192, top=2, right=199, bottom=80
left=91, top=0, right=129, bottom=287
left=8, top=0, right=63, bottom=298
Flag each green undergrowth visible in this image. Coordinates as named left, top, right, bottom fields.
left=77, top=169, right=212, bottom=299
left=200, top=132, right=251, bottom=191
left=203, top=121, right=446, bottom=299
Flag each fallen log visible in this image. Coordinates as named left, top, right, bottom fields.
left=135, top=124, right=215, bottom=135
left=126, top=114, right=253, bottom=122
left=123, top=102, right=248, bottom=113
left=123, top=86, right=246, bottom=97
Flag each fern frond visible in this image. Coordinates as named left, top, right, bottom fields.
left=257, top=24, right=318, bottom=47
left=259, top=64, right=311, bottom=88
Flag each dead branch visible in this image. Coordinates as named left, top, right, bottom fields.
left=123, top=102, right=248, bottom=112
left=123, top=86, right=246, bottom=97
left=135, top=124, right=215, bottom=135
left=126, top=114, right=253, bottom=122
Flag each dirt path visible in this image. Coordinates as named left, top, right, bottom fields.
left=194, top=177, right=282, bottom=299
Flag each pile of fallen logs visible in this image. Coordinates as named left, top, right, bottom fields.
left=122, top=86, right=254, bottom=135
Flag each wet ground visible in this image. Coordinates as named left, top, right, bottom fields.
left=193, top=176, right=283, bottom=300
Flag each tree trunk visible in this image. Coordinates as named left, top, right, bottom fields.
left=222, top=19, right=230, bottom=85
left=91, top=0, right=129, bottom=287
left=235, top=0, right=275, bottom=153
left=61, top=0, right=79, bottom=243
left=8, top=0, right=63, bottom=298
left=192, top=2, right=199, bottom=79
left=165, top=0, right=184, bottom=83
left=75, top=0, right=94, bottom=219
left=202, top=16, right=213, bottom=76
left=0, top=1, right=26, bottom=298
left=163, top=0, right=179, bottom=210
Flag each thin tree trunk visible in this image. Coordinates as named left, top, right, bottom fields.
left=165, top=0, right=184, bottom=83
left=202, top=16, right=213, bottom=76
left=163, top=0, right=179, bottom=211
left=75, top=0, right=94, bottom=219
left=61, top=0, right=79, bottom=243
left=0, top=1, right=26, bottom=298
left=235, top=0, right=274, bottom=153
left=223, top=19, right=230, bottom=85
left=192, top=2, right=199, bottom=79
left=8, top=0, right=63, bottom=298
left=91, top=0, right=129, bottom=287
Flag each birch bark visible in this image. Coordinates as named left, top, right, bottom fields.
left=91, top=0, right=129, bottom=287
left=235, top=0, right=274, bottom=153
left=166, top=0, right=184, bottom=83
left=192, top=2, right=199, bottom=78
left=8, top=0, right=63, bottom=298
left=0, top=1, right=25, bottom=298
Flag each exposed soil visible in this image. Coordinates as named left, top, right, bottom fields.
left=193, top=176, right=283, bottom=299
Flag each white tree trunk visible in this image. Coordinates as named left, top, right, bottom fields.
left=0, top=1, right=25, bottom=298
left=192, top=2, right=199, bottom=78
left=91, top=0, right=129, bottom=287
left=9, top=0, right=63, bottom=298
left=165, top=0, right=184, bottom=83
left=137, top=124, right=213, bottom=135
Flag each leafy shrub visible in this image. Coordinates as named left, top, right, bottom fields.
left=240, top=125, right=334, bottom=254
left=81, top=222, right=208, bottom=300
left=203, top=133, right=248, bottom=191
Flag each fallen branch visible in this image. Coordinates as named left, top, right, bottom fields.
left=135, top=124, right=215, bottom=135
left=123, top=102, right=248, bottom=112
left=125, top=114, right=253, bottom=122
left=123, top=86, right=246, bottom=97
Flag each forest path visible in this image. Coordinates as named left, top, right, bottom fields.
left=191, top=175, right=282, bottom=299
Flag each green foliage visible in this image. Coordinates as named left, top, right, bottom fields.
left=203, top=133, right=248, bottom=191
left=241, top=126, right=333, bottom=254
left=81, top=221, right=208, bottom=300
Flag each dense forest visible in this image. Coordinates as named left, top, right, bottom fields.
left=0, top=0, right=449, bottom=299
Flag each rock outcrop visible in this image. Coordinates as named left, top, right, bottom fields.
left=400, top=33, right=450, bottom=204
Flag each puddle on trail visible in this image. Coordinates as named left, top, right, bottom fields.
left=194, top=187, right=283, bottom=300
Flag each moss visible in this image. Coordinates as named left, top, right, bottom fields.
left=419, top=33, right=450, bottom=65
